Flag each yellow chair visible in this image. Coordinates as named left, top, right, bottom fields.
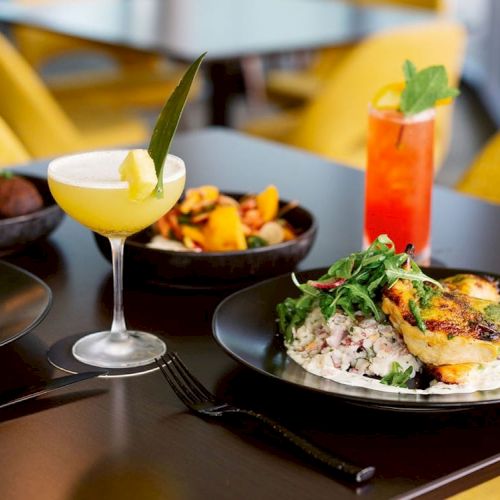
left=265, top=45, right=353, bottom=106
left=243, top=20, right=466, bottom=171
left=12, top=25, right=200, bottom=114
left=0, top=32, right=150, bottom=159
left=456, top=130, right=500, bottom=204
left=0, top=116, right=31, bottom=167
left=265, top=0, right=447, bottom=106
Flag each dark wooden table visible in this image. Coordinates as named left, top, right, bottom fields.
left=1, top=128, right=499, bottom=499
left=0, top=0, right=431, bottom=124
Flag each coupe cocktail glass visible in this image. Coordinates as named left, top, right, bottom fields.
left=364, top=106, right=435, bottom=264
left=48, top=150, right=185, bottom=368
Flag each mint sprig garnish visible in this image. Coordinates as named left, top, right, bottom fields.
left=148, top=52, right=206, bottom=197
left=400, top=59, right=459, bottom=116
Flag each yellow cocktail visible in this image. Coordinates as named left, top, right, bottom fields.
left=48, top=150, right=185, bottom=237
left=47, top=150, right=186, bottom=370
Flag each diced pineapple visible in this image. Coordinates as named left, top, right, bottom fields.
left=119, top=149, right=157, bottom=200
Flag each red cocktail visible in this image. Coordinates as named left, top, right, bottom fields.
left=364, top=106, right=434, bottom=263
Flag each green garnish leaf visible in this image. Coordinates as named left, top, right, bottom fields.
left=277, top=295, right=315, bottom=344
left=484, top=304, right=500, bottom=324
left=400, top=59, right=459, bottom=116
left=385, top=267, right=442, bottom=289
left=409, top=299, right=426, bottom=332
left=380, top=362, right=413, bottom=388
left=247, top=235, right=268, bottom=248
left=412, top=280, right=438, bottom=308
left=403, top=60, right=417, bottom=82
left=148, top=52, right=206, bottom=197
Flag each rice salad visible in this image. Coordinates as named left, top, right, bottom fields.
left=286, top=307, right=422, bottom=390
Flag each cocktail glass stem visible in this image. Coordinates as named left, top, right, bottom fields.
left=109, top=237, right=128, bottom=341
left=70, top=233, right=167, bottom=369
left=68, top=237, right=166, bottom=368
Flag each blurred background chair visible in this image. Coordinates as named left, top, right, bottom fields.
left=0, top=116, right=31, bottom=167
left=456, top=130, right=500, bottom=204
left=11, top=25, right=201, bottom=115
left=264, top=0, right=447, bottom=108
left=242, top=20, right=466, bottom=171
left=265, top=45, right=352, bottom=108
left=0, top=30, right=154, bottom=159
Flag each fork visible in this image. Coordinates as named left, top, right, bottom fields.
left=155, top=352, right=375, bottom=483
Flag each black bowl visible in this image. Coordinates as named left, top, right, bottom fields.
left=0, top=175, right=65, bottom=256
left=94, top=197, right=317, bottom=290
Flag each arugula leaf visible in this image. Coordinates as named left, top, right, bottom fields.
left=277, top=295, right=316, bottom=344
left=380, top=362, right=414, bottom=388
left=319, top=294, right=335, bottom=319
left=343, top=283, right=382, bottom=321
left=148, top=52, right=206, bottom=197
left=484, top=304, right=500, bottom=324
left=400, top=60, right=459, bottom=116
left=327, top=254, right=357, bottom=279
left=385, top=265, right=442, bottom=289
left=409, top=299, right=426, bottom=332
left=246, top=235, right=268, bottom=248
left=292, top=273, right=320, bottom=298
left=412, top=280, right=438, bottom=308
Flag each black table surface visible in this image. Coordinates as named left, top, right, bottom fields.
left=1, top=128, right=499, bottom=499
left=0, top=0, right=431, bottom=61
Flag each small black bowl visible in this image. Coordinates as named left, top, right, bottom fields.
left=94, top=196, right=317, bottom=290
left=0, top=175, right=65, bottom=256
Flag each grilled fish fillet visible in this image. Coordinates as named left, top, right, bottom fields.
left=382, top=278, right=500, bottom=366
left=441, top=273, right=500, bottom=302
left=428, top=363, right=481, bottom=385
left=434, top=274, right=500, bottom=383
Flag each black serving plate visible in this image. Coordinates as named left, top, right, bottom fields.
left=0, top=175, right=64, bottom=256
left=0, top=260, right=52, bottom=346
left=213, top=267, right=500, bottom=412
left=94, top=196, right=317, bottom=290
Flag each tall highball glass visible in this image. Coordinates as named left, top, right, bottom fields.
left=364, top=106, right=435, bottom=264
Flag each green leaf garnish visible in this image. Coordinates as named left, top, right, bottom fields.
left=484, top=304, right=500, bottom=324
left=148, top=52, right=206, bottom=197
left=247, top=235, right=268, bottom=248
left=402, top=60, right=417, bottom=82
left=408, top=299, right=426, bottom=332
left=277, top=295, right=316, bottom=344
left=400, top=59, right=459, bottom=116
left=412, top=280, right=438, bottom=308
left=380, top=362, right=413, bottom=388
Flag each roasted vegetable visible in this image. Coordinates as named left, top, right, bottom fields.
left=203, top=206, right=247, bottom=251
left=152, top=185, right=297, bottom=252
